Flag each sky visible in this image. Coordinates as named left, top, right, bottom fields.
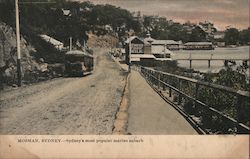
left=72, top=0, right=249, bottom=31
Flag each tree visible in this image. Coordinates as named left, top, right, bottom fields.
left=0, top=0, right=15, bottom=25
left=239, top=28, right=250, bottom=45
left=224, top=28, right=239, bottom=45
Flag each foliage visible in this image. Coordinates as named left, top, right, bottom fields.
left=155, top=64, right=249, bottom=133
left=0, top=0, right=141, bottom=63
left=142, top=16, right=210, bottom=42
left=224, top=28, right=240, bottom=45
left=203, top=67, right=249, bottom=91
left=0, top=0, right=15, bottom=25
left=239, top=28, right=250, bottom=45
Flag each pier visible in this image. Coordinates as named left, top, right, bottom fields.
left=174, top=58, right=250, bottom=69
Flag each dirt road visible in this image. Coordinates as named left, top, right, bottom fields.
left=0, top=48, right=127, bottom=135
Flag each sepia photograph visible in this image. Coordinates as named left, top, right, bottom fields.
left=0, top=0, right=249, bottom=158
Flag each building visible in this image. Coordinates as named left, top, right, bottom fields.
left=130, top=54, right=155, bottom=66
left=152, top=40, right=180, bottom=50
left=62, top=9, right=71, bottom=16
left=124, top=34, right=175, bottom=66
left=184, top=42, right=214, bottom=50
left=143, top=33, right=155, bottom=54
left=214, top=31, right=225, bottom=47
left=124, top=36, right=144, bottom=64
left=151, top=45, right=172, bottom=59
left=214, top=31, right=225, bottom=40
left=40, top=34, right=64, bottom=50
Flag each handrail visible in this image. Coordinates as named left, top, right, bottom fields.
left=174, top=58, right=250, bottom=61
left=139, top=66, right=250, bottom=134
left=143, top=67, right=250, bottom=97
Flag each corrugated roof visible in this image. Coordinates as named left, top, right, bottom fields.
left=40, top=34, right=63, bottom=46
left=131, top=54, right=155, bottom=59
left=155, top=58, right=173, bottom=61
left=151, top=45, right=173, bottom=54
left=184, top=42, right=213, bottom=45
left=131, top=57, right=140, bottom=62
left=124, top=36, right=144, bottom=44
left=66, top=50, right=93, bottom=57
left=152, top=40, right=179, bottom=45
left=144, top=37, right=155, bottom=44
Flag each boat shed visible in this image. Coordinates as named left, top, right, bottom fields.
left=125, top=36, right=144, bottom=64
left=184, top=42, right=214, bottom=50
left=152, top=40, right=180, bottom=50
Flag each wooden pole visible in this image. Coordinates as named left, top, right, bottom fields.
left=15, top=0, right=22, bottom=87
left=69, top=37, right=72, bottom=51
left=129, top=37, right=131, bottom=72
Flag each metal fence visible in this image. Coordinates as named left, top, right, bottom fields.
left=138, top=66, right=250, bottom=134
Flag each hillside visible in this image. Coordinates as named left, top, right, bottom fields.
left=0, top=22, right=40, bottom=88
left=87, top=32, right=119, bottom=48
left=0, top=0, right=137, bottom=88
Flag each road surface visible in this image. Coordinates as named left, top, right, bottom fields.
left=0, top=48, right=127, bottom=135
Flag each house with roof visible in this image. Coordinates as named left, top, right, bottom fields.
left=143, top=33, right=155, bottom=54
left=125, top=36, right=152, bottom=65
left=124, top=34, right=175, bottom=66
left=214, top=31, right=225, bottom=40
left=40, top=34, right=64, bottom=50
left=152, top=40, right=180, bottom=50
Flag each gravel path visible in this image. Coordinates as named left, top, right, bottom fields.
left=0, top=48, right=126, bottom=135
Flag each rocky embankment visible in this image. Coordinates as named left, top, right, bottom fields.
left=0, top=23, right=59, bottom=90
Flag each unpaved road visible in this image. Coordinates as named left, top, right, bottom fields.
left=0, top=48, right=127, bottom=134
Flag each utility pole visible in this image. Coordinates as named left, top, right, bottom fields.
left=69, top=37, right=72, bottom=51
left=15, top=0, right=22, bottom=87
left=14, top=1, right=56, bottom=87
left=128, top=36, right=131, bottom=73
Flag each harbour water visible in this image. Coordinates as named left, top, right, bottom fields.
left=172, top=46, right=249, bottom=73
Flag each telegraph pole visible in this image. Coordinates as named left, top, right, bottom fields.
left=14, top=1, right=56, bottom=87
left=15, top=0, right=22, bottom=87
left=69, top=37, right=72, bottom=51
left=128, top=36, right=131, bottom=73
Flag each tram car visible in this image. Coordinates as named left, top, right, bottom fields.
left=65, top=50, right=94, bottom=76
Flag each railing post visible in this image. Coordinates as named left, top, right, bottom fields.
left=194, top=83, right=199, bottom=115
left=163, top=74, right=166, bottom=91
left=169, top=87, right=172, bottom=97
left=235, top=95, right=242, bottom=133
left=178, top=78, right=182, bottom=105
left=158, top=73, right=160, bottom=89
left=195, top=83, right=199, bottom=99
left=189, top=60, right=192, bottom=69
left=150, top=70, right=153, bottom=84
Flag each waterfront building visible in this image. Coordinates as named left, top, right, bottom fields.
left=184, top=42, right=214, bottom=50
left=152, top=40, right=180, bottom=50
left=124, top=36, right=145, bottom=64
left=124, top=33, right=175, bottom=66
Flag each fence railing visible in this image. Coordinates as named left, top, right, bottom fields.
left=138, top=66, right=250, bottom=134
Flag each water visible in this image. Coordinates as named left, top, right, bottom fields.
left=172, top=46, right=249, bottom=73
